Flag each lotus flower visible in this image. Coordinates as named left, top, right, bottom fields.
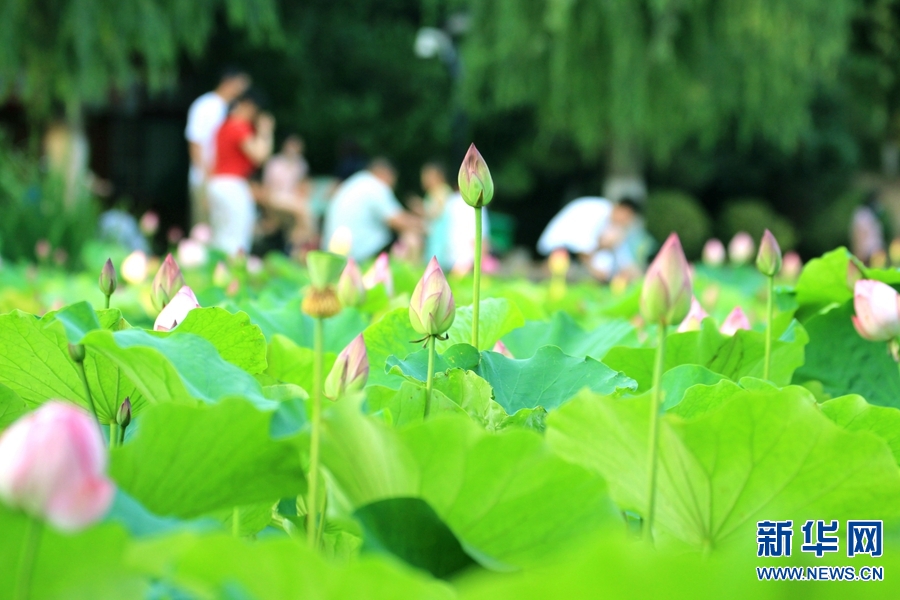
left=139, top=211, right=159, bottom=236
left=337, top=258, right=366, bottom=308
left=363, top=253, right=394, bottom=297
left=548, top=249, right=570, bottom=278
left=189, top=223, right=212, bottom=245
left=0, top=401, right=115, bottom=531
left=782, top=251, right=802, bottom=281
left=177, top=238, right=208, bottom=269
left=702, top=239, right=726, bottom=267
left=728, top=232, right=755, bottom=265
left=246, top=255, right=264, bottom=275
left=121, top=250, right=149, bottom=285
left=852, top=280, right=900, bottom=342
left=756, top=229, right=782, bottom=277
left=640, top=233, right=692, bottom=325
left=677, top=297, right=709, bottom=332
left=98, top=259, right=117, bottom=297
left=151, top=254, right=185, bottom=311
left=324, top=334, right=369, bottom=399
left=409, top=257, right=455, bottom=336
left=328, top=225, right=353, bottom=256
left=153, top=285, right=200, bottom=332
left=457, top=143, right=494, bottom=208
left=492, top=340, right=514, bottom=358
left=35, top=239, right=51, bottom=261
left=720, top=306, right=751, bottom=335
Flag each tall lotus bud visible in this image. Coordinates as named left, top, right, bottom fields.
left=324, top=334, right=369, bottom=400
left=720, top=306, right=751, bottom=335
left=139, top=211, right=159, bottom=236
left=116, top=397, right=132, bottom=429
left=153, top=285, right=200, bottom=332
left=781, top=251, right=802, bottom=281
left=847, top=260, right=864, bottom=291
left=0, top=401, right=115, bottom=531
left=702, top=239, right=726, bottom=267
left=677, top=297, right=709, bottom=333
left=728, top=232, right=755, bottom=265
left=755, top=229, right=782, bottom=277
left=151, top=254, right=185, bottom=312
left=457, top=143, right=494, bottom=208
left=640, top=233, right=692, bottom=325
left=852, top=280, right=900, bottom=342
left=121, top=250, right=149, bottom=285
left=363, top=252, right=394, bottom=297
left=337, top=258, right=366, bottom=308
left=99, top=258, right=117, bottom=297
left=548, top=249, right=570, bottom=279
left=409, top=257, right=456, bottom=336
left=492, top=340, right=514, bottom=358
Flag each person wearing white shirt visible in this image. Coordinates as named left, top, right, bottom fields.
left=184, top=68, right=250, bottom=226
left=322, top=159, right=423, bottom=261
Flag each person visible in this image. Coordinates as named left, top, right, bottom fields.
left=851, top=191, right=888, bottom=265
left=262, top=134, right=313, bottom=250
left=321, top=158, right=423, bottom=261
left=537, top=196, right=645, bottom=280
left=206, top=89, right=274, bottom=255
left=184, top=68, right=251, bottom=226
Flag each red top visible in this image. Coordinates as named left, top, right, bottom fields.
left=213, top=118, right=255, bottom=178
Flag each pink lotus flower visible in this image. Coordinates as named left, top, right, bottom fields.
left=337, top=258, right=366, bottom=308
left=781, top=251, right=802, bottom=281
left=246, top=255, right=264, bottom=275
left=720, top=306, right=751, bottom=335
left=363, top=252, right=394, bottom=296
left=409, top=257, right=455, bottom=336
left=728, top=232, right=755, bottom=265
left=677, top=297, right=709, bottom=332
left=324, top=334, right=369, bottom=399
left=177, top=238, right=208, bottom=269
left=702, top=239, right=726, bottom=267
left=34, top=239, right=51, bottom=261
left=0, top=402, right=115, bottom=531
left=153, top=285, right=200, bottom=332
left=139, top=211, right=160, bottom=236
left=189, top=223, right=212, bottom=245
left=492, top=340, right=514, bottom=358
left=151, top=254, right=185, bottom=311
left=852, top=280, right=900, bottom=342
left=640, top=233, right=692, bottom=325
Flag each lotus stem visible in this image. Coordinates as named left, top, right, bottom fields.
left=74, top=358, right=99, bottom=427
left=307, top=316, right=325, bottom=549
left=472, top=208, right=483, bottom=348
left=425, top=335, right=436, bottom=418
left=14, top=516, right=42, bottom=600
left=644, top=323, right=667, bottom=542
left=109, top=423, right=117, bottom=449
left=764, top=275, right=774, bottom=380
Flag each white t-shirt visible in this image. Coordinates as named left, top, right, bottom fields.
left=322, top=171, right=403, bottom=261
left=537, top=197, right=613, bottom=255
left=443, top=193, right=490, bottom=270
left=185, top=92, right=228, bottom=186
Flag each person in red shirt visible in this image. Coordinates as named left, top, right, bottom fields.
left=206, top=89, right=275, bottom=255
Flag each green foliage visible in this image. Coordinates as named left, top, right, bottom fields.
left=717, top=198, right=797, bottom=251
left=644, top=191, right=711, bottom=258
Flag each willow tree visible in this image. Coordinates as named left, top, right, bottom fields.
left=462, top=0, right=855, bottom=189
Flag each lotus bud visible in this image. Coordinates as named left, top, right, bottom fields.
left=189, top=223, right=212, bottom=245
left=153, top=285, right=200, bottom=332
left=328, top=226, right=353, bottom=256
left=177, top=238, right=208, bottom=269
left=781, top=251, right=802, bottom=281
left=67, top=343, right=86, bottom=363
left=728, top=232, right=755, bottom=265
left=548, top=249, right=570, bottom=279
left=702, top=239, right=726, bottom=267
left=225, top=278, right=240, bottom=297
left=363, top=252, right=394, bottom=297
left=151, top=254, right=185, bottom=312
left=337, top=258, right=366, bottom=308
left=492, top=340, right=514, bottom=358
left=640, top=233, right=692, bottom=325
left=755, top=230, right=782, bottom=277
left=246, top=255, right=264, bottom=275
left=852, top=279, right=900, bottom=342
left=212, top=261, right=230, bottom=287
left=677, top=297, right=709, bottom=333
left=116, top=397, right=132, bottom=429
left=0, top=401, right=115, bottom=531
left=847, top=260, right=864, bottom=291
left=35, top=239, right=51, bottom=261
left=457, top=143, right=494, bottom=208
left=139, top=211, right=159, bottom=236
left=121, top=250, right=149, bottom=285
left=720, top=306, right=751, bottom=335
left=409, top=257, right=456, bottom=336
left=167, top=226, right=184, bottom=245
left=324, top=334, right=369, bottom=400
left=98, top=259, right=117, bottom=297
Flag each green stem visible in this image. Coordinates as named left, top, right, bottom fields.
left=232, top=507, right=241, bottom=537
left=764, top=275, right=774, bottom=381
left=119, top=423, right=126, bottom=445
left=109, top=423, right=117, bottom=449
left=307, top=316, right=324, bottom=549
left=472, top=208, right=483, bottom=348
left=644, top=323, right=667, bottom=542
left=14, top=516, right=42, bottom=600
left=315, top=481, right=328, bottom=547
left=425, top=335, right=436, bottom=418
left=104, top=294, right=110, bottom=310
left=74, top=358, right=99, bottom=426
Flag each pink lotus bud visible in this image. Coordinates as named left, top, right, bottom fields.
left=246, top=255, right=264, bottom=275
left=728, top=232, right=755, bottom=265
left=755, top=229, right=782, bottom=277
left=363, top=252, right=394, bottom=297
left=167, top=226, right=184, bottom=245
left=847, top=260, right=864, bottom=291
left=98, top=258, right=117, bottom=297
left=139, top=211, right=159, bottom=236
left=677, top=297, right=709, bottom=332
left=189, top=223, right=212, bottom=245
left=492, top=340, right=514, bottom=358
left=225, top=279, right=240, bottom=297
left=328, top=225, right=354, bottom=256
left=324, top=334, right=369, bottom=399
left=337, top=258, right=366, bottom=308
left=640, top=233, right=692, bottom=325
left=0, top=401, right=115, bottom=531
left=852, top=279, right=900, bottom=342
left=457, top=143, right=494, bottom=208
left=35, top=239, right=51, bottom=261
left=781, top=251, right=802, bottom=281
left=548, top=249, right=570, bottom=278
left=409, top=256, right=456, bottom=336
left=121, top=250, right=149, bottom=285
left=177, top=238, right=208, bottom=269
left=153, top=285, right=200, bottom=332
left=702, top=239, right=726, bottom=267
left=212, top=261, right=230, bottom=287
left=151, top=254, right=185, bottom=311
left=720, top=306, right=751, bottom=335
left=53, top=248, right=68, bottom=267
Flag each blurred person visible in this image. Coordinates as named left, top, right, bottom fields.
left=851, top=192, right=888, bottom=265
left=322, top=158, right=423, bottom=262
left=262, top=134, right=314, bottom=251
left=185, top=67, right=251, bottom=226
left=206, top=89, right=274, bottom=256
left=410, top=161, right=453, bottom=265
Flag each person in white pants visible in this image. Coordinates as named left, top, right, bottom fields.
left=206, top=90, right=274, bottom=255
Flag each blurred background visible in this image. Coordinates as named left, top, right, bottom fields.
left=2, top=0, right=900, bottom=265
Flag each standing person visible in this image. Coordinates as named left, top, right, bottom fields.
left=322, top=158, right=422, bottom=262
left=184, top=68, right=251, bottom=226
left=206, top=90, right=274, bottom=256
left=262, top=134, right=313, bottom=249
